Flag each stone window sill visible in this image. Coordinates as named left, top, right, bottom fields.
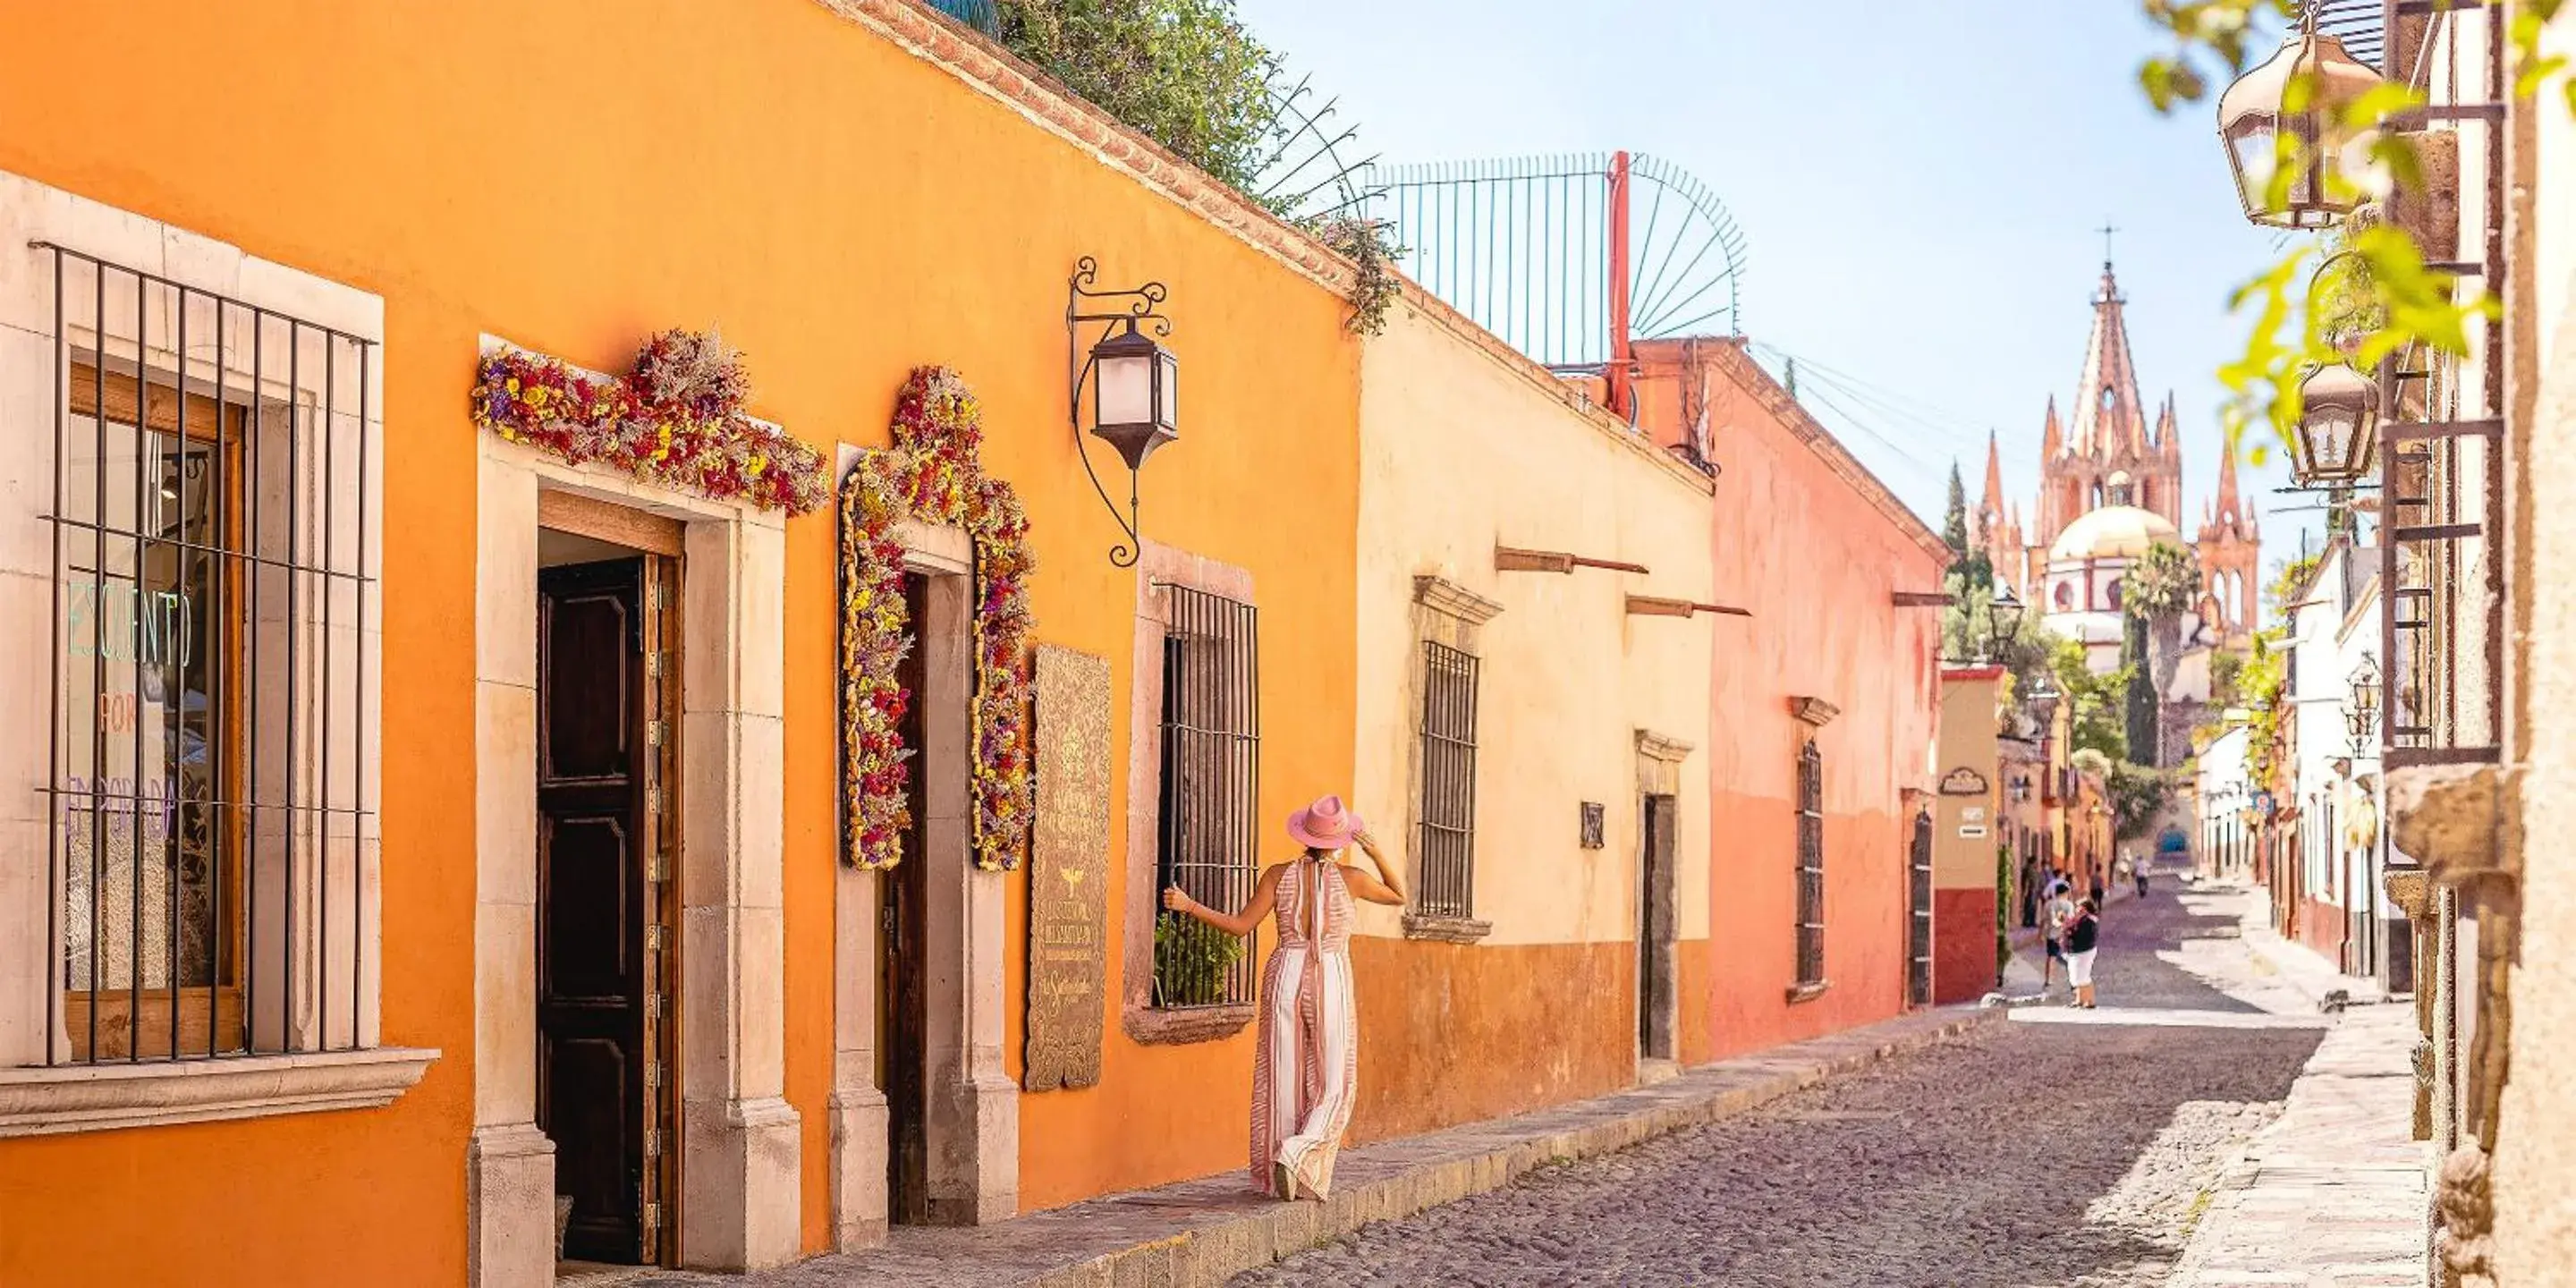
left=1123, top=1004, right=1254, bottom=1046
left=1402, top=914, right=1494, bottom=944
left=1784, top=980, right=1831, bottom=1005
left=0, top=1046, right=440, bottom=1139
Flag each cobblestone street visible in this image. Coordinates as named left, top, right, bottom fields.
left=1233, top=879, right=2375, bottom=1288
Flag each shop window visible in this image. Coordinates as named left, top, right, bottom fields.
left=38, top=247, right=378, bottom=1064
left=1151, top=584, right=1259, bottom=1009
left=1411, top=640, right=1481, bottom=919
left=1794, top=740, right=1825, bottom=988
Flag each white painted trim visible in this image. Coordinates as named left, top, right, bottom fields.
left=0, top=1046, right=436, bottom=1137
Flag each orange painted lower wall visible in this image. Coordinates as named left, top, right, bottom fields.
left=1933, top=887, right=1997, bottom=1004
left=0, top=1076, right=470, bottom=1286
left=1677, top=939, right=1714, bottom=1066
left=1700, top=797, right=1911, bottom=1061
left=1346, top=938, right=1633, bottom=1144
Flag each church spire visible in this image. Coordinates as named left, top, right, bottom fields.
left=2065, top=261, right=2148, bottom=460
left=1980, top=429, right=2005, bottom=519
left=2216, top=436, right=2242, bottom=522
left=2042, top=395, right=2063, bottom=458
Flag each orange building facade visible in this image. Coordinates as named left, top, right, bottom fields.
left=0, top=6, right=1957, bottom=1287
left=0, top=2, right=1367, bottom=1283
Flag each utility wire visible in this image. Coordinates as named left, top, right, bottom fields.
left=1748, top=342, right=1989, bottom=448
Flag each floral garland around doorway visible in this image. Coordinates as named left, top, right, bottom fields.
left=841, top=366, right=1036, bottom=872
left=470, top=329, right=829, bottom=514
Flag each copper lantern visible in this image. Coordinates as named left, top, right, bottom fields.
left=2216, top=21, right=2385, bottom=230
left=2292, top=360, right=2380, bottom=487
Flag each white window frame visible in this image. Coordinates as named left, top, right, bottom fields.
left=0, top=171, right=432, bottom=1136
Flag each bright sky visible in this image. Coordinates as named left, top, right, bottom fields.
left=1236, top=0, right=2323, bottom=568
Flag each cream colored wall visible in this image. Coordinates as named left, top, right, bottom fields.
left=1351, top=301, right=1716, bottom=948
left=2494, top=4, right=2576, bottom=1277
left=1931, top=674, right=1999, bottom=890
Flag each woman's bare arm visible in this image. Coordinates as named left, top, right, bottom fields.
left=1339, top=831, right=1407, bottom=906
left=1164, top=861, right=1284, bottom=937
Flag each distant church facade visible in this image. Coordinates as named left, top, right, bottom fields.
left=1977, top=261, right=2260, bottom=765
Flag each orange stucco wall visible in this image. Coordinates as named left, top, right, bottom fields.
left=0, top=2, right=1357, bottom=1281
left=1634, top=341, right=1945, bottom=1060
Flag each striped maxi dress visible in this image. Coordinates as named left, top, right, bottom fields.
left=1250, top=853, right=1360, bottom=1199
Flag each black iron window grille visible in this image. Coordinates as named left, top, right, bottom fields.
left=1579, top=801, right=1606, bottom=850
left=1152, top=584, right=1259, bottom=1010
left=1794, top=741, right=1825, bottom=988
left=1412, top=641, right=1480, bottom=920
left=37, top=245, right=377, bottom=1065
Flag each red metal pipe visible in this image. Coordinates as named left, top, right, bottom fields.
left=1606, top=149, right=1632, bottom=421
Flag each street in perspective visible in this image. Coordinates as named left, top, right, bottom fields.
left=6, top=2, right=2575, bottom=1286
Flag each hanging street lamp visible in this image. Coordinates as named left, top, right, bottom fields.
left=2348, top=652, right=2383, bottom=756
left=1068, top=256, right=1181, bottom=568
left=2292, top=360, right=2382, bottom=487
left=1985, top=579, right=2025, bottom=665
left=2216, top=14, right=2385, bottom=230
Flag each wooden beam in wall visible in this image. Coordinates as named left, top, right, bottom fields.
left=1625, top=595, right=1751, bottom=619
left=1890, top=590, right=1954, bottom=607
left=1496, top=545, right=1651, bottom=575
left=539, top=488, right=686, bottom=556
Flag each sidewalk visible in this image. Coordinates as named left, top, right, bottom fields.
left=2168, top=881, right=2431, bottom=1288
left=628, top=1006, right=1997, bottom=1288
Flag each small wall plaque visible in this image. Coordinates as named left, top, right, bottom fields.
left=1579, top=801, right=1606, bottom=849
left=1938, top=767, right=1990, bottom=796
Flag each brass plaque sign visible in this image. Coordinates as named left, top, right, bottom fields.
left=1023, top=644, right=1113, bottom=1091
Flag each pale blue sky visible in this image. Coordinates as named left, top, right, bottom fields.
left=1237, top=0, right=2322, bottom=564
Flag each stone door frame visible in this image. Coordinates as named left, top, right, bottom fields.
left=470, top=363, right=801, bottom=1284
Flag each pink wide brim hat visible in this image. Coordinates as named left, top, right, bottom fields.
left=1287, top=794, right=1364, bottom=851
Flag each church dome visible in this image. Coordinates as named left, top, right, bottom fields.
left=2049, top=504, right=2178, bottom=561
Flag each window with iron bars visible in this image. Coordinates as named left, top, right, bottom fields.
left=1794, top=740, right=1825, bottom=988
left=1412, top=641, right=1480, bottom=920
left=1152, top=584, right=1259, bottom=1010
left=37, top=245, right=378, bottom=1065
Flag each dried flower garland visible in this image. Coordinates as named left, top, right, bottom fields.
left=841, top=366, right=1036, bottom=871
left=470, top=329, right=828, bottom=514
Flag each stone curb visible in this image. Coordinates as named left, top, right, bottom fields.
left=1022, top=1005, right=2000, bottom=1288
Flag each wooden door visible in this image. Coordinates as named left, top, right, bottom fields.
left=1907, top=809, right=1934, bottom=1005
left=538, top=557, right=654, bottom=1264
left=881, top=572, right=932, bottom=1224
left=1638, top=795, right=1676, bottom=1060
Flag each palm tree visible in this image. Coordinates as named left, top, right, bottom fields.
left=2121, top=542, right=2204, bottom=764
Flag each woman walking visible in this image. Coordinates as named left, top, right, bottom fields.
left=2065, top=896, right=2102, bottom=1008
left=2042, top=877, right=2075, bottom=996
left=1162, top=795, right=1405, bottom=1200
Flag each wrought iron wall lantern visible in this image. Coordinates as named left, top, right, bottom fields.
left=2348, top=652, right=2382, bottom=755
left=2293, top=360, right=2381, bottom=487
left=2216, top=11, right=2384, bottom=230
left=1068, top=256, right=1179, bottom=568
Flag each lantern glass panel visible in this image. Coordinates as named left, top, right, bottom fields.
left=1155, top=349, right=1178, bottom=430
left=1097, top=348, right=1154, bottom=428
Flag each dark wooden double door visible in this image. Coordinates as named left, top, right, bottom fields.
left=538, top=557, right=676, bottom=1266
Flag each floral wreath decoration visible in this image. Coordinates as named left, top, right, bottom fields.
left=841, top=366, right=1036, bottom=872
left=470, top=328, right=829, bottom=514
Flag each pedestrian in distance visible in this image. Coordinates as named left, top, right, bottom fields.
left=2042, top=878, right=2075, bottom=996
left=1163, top=794, right=1406, bottom=1201
left=2064, top=896, right=2102, bottom=1008
left=2133, top=850, right=2151, bottom=898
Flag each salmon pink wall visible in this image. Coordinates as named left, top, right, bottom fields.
left=0, top=1, right=1358, bottom=1281
left=1634, top=340, right=1945, bottom=1060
